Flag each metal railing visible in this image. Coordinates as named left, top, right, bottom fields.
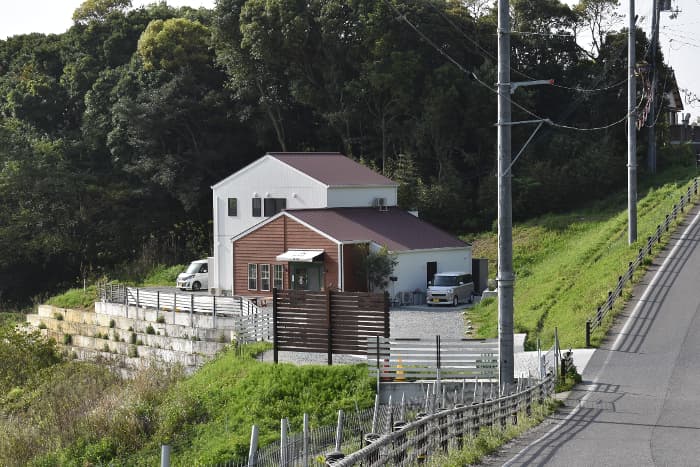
left=367, top=336, right=499, bottom=383
left=585, top=178, right=699, bottom=345
left=98, top=284, right=272, bottom=343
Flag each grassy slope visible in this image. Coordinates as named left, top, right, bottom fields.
left=468, top=167, right=697, bottom=349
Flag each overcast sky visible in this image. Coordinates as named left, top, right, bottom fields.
left=1, top=0, right=697, bottom=117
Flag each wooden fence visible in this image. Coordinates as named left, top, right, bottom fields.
left=367, top=336, right=499, bottom=382
left=272, top=289, right=390, bottom=364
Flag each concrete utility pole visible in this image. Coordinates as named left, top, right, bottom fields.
left=497, top=0, right=514, bottom=391
left=647, top=0, right=660, bottom=174
left=628, top=0, right=638, bottom=244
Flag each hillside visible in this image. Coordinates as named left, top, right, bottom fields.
left=468, top=165, right=698, bottom=349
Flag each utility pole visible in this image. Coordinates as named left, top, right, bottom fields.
left=497, top=0, right=514, bottom=392
left=628, top=0, right=638, bottom=244
left=647, top=0, right=660, bottom=174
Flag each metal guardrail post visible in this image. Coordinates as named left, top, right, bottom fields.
left=585, top=320, right=591, bottom=347
left=190, top=294, right=194, bottom=327
left=248, top=425, right=259, bottom=467
left=160, top=445, right=171, bottom=467
left=213, top=296, right=217, bottom=329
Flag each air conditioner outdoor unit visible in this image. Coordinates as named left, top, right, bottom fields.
left=374, top=197, right=388, bottom=211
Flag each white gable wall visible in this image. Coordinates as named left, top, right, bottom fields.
left=212, top=157, right=328, bottom=293
left=388, top=247, right=472, bottom=299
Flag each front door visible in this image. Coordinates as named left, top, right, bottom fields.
left=427, top=261, right=437, bottom=287
left=291, top=263, right=323, bottom=291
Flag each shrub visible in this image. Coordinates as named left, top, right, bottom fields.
left=63, top=334, right=72, bottom=345
left=146, top=325, right=155, bottom=335
left=53, top=312, right=64, bottom=321
left=156, top=315, right=166, bottom=324
left=109, top=319, right=116, bottom=328
left=112, top=332, right=120, bottom=341
left=128, top=326, right=134, bottom=332
left=38, top=322, right=47, bottom=330
left=129, top=333, right=137, bottom=345
left=103, top=343, right=110, bottom=353
left=136, top=339, right=143, bottom=346
left=128, top=345, right=138, bottom=358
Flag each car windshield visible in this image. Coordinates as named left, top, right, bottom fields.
left=433, top=275, right=458, bottom=286
left=186, top=263, right=202, bottom=274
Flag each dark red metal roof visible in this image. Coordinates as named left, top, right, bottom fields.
left=287, top=207, right=468, bottom=251
left=267, top=152, right=397, bottom=186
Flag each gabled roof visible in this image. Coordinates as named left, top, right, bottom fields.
left=267, top=152, right=398, bottom=187
left=286, top=207, right=468, bottom=251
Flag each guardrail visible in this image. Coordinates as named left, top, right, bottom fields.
left=367, top=336, right=498, bottom=383
left=585, top=178, right=698, bottom=346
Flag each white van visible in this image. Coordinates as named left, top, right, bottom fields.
left=426, top=272, right=474, bottom=306
left=176, top=260, right=209, bottom=291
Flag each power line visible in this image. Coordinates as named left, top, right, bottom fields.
left=385, top=1, right=636, bottom=132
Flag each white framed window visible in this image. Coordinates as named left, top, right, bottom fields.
left=228, top=198, right=237, bottom=216
left=260, top=264, right=270, bottom=291
left=273, top=264, right=284, bottom=290
left=248, top=264, right=257, bottom=290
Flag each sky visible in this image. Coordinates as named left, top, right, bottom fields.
left=0, top=0, right=698, bottom=117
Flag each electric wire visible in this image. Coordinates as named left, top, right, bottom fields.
left=386, top=1, right=639, bottom=132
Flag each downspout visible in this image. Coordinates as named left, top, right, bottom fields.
left=338, top=243, right=344, bottom=291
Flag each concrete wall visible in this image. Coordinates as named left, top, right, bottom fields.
left=29, top=304, right=242, bottom=375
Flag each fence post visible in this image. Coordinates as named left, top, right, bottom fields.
left=190, top=294, right=194, bottom=327
left=173, top=293, right=177, bottom=325
left=213, top=296, right=217, bottom=329
left=272, top=288, right=278, bottom=364
left=136, top=288, right=140, bottom=308
left=156, top=291, right=160, bottom=319
left=280, top=418, right=288, bottom=467
left=583, top=320, right=590, bottom=348
left=327, top=289, right=332, bottom=366
left=248, top=425, right=258, bottom=467
left=160, top=445, right=171, bottom=467
left=324, top=410, right=345, bottom=465
left=681, top=196, right=685, bottom=212
left=303, top=413, right=309, bottom=467
left=435, top=335, right=441, bottom=405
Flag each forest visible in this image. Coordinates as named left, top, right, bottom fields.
left=0, top=0, right=676, bottom=307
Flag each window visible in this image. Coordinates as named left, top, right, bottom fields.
left=228, top=198, right=237, bottom=216
left=248, top=264, right=257, bottom=290
left=260, top=264, right=270, bottom=291
left=252, top=198, right=261, bottom=217
left=273, top=264, right=284, bottom=290
left=264, top=198, right=286, bottom=217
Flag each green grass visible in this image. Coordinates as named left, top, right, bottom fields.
left=18, top=343, right=375, bottom=466
left=0, top=312, right=24, bottom=327
left=45, top=285, right=98, bottom=310
left=141, top=264, right=185, bottom=287
left=467, top=166, right=698, bottom=349
left=427, top=399, right=560, bottom=466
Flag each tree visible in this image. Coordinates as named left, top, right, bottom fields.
left=73, top=0, right=132, bottom=25
left=137, top=18, right=212, bottom=72
left=360, top=245, right=397, bottom=292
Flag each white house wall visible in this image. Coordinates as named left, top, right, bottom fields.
left=212, top=157, right=328, bottom=293
left=327, top=186, right=397, bottom=207
left=389, top=248, right=472, bottom=297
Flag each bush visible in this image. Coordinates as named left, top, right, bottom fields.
left=37, top=322, right=47, bottom=330
left=129, top=333, right=137, bottom=345
left=102, top=343, right=110, bottom=353
left=145, top=325, right=155, bottom=335
left=109, top=319, right=116, bottom=328
left=46, top=286, right=97, bottom=310
left=63, top=334, right=72, bottom=345
left=128, top=345, right=138, bottom=358
left=156, top=315, right=166, bottom=324
left=53, top=312, right=64, bottom=321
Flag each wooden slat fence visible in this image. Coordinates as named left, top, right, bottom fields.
left=367, top=337, right=499, bottom=381
left=272, top=289, right=390, bottom=364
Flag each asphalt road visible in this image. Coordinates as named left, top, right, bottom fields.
left=492, top=203, right=700, bottom=467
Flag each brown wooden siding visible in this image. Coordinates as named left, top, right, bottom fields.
left=233, top=215, right=339, bottom=294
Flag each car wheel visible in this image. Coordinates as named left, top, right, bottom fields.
left=453, top=296, right=459, bottom=307
left=180, top=288, right=186, bottom=291
left=192, top=281, right=201, bottom=291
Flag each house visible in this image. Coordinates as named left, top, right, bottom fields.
left=210, top=152, right=471, bottom=298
